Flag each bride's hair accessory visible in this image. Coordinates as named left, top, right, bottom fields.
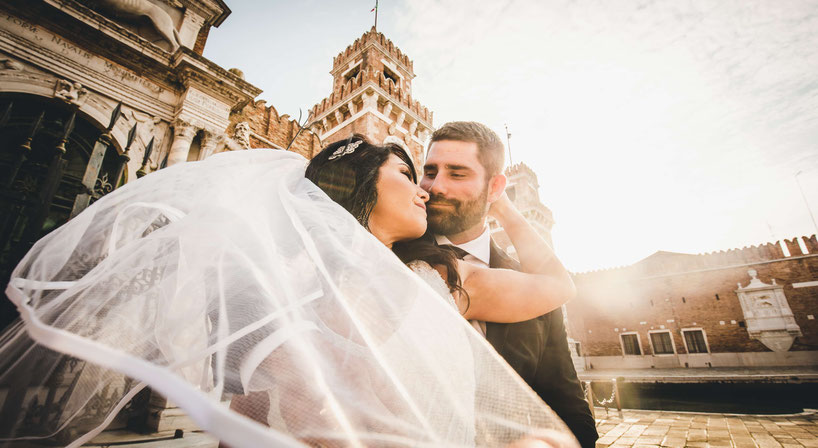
left=328, top=139, right=363, bottom=160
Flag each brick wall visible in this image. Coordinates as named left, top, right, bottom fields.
left=229, top=100, right=322, bottom=159
left=567, top=237, right=818, bottom=358
left=193, top=24, right=210, bottom=55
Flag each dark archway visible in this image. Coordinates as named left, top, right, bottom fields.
left=0, top=94, right=122, bottom=329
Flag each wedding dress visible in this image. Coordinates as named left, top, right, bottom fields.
left=0, top=149, right=575, bottom=447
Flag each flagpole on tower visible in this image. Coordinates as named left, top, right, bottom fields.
left=505, top=123, right=514, bottom=166
left=373, top=0, right=379, bottom=30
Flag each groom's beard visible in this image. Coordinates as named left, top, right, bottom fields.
left=426, top=187, right=489, bottom=236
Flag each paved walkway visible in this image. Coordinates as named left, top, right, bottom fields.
left=593, top=408, right=818, bottom=448
left=83, top=407, right=818, bottom=447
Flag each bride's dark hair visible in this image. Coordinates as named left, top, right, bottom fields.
left=306, top=135, right=469, bottom=310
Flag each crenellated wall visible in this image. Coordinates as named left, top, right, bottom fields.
left=332, top=28, right=413, bottom=74
left=228, top=99, right=322, bottom=159
left=306, top=27, right=435, bottom=169
left=567, top=235, right=818, bottom=369
left=311, top=67, right=432, bottom=124
left=573, top=235, right=818, bottom=279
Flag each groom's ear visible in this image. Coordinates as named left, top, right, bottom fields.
left=486, top=174, right=507, bottom=204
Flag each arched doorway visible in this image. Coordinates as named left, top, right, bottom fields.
left=0, top=94, right=123, bottom=329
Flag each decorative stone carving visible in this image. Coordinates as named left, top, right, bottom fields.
left=54, top=79, right=89, bottom=106
left=347, top=100, right=357, bottom=115
left=0, top=58, right=23, bottom=71
left=166, top=120, right=197, bottom=166
left=92, top=0, right=181, bottom=51
left=362, top=91, right=378, bottom=110
left=383, top=135, right=410, bottom=158
left=200, top=132, right=224, bottom=160
left=408, top=121, right=417, bottom=136
left=382, top=102, right=393, bottom=119
left=418, top=128, right=430, bottom=143
left=735, top=269, right=802, bottom=352
left=233, top=122, right=251, bottom=149
left=321, top=118, right=329, bottom=132
left=395, top=111, right=406, bottom=129
left=177, top=8, right=205, bottom=49
left=334, top=109, right=344, bottom=126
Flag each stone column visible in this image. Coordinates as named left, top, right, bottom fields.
left=167, top=120, right=197, bottom=166
left=199, top=131, right=222, bottom=160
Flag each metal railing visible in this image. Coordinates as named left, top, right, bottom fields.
left=583, top=378, right=623, bottom=420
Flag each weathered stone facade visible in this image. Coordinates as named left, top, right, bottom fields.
left=0, top=0, right=262, bottom=441
left=567, top=235, right=818, bottom=369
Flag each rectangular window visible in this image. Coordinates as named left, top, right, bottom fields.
left=620, top=333, right=641, bottom=355
left=650, top=331, right=674, bottom=355
left=683, top=329, right=708, bottom=354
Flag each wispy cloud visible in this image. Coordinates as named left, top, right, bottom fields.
left=205, top=1, right=818, bottom=271
left=393, top=0, right=818, bottom=270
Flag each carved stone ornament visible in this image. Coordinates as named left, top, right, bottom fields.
left=233, top=122, right=251, bottom=149
left=54, top=79, right=89, bottom=106
left=92, top=0, right=181, bottom=51
left=361, top=91, right=379, bottom=110
left=0, top=57, right=24, bottom=71
left=735, top=269, right=802, bottom=352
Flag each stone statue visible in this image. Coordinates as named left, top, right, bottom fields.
left=233, top=122, right=251, bottom=149
left=54, top=79, right=89, bottom=106
left=93, top=0, right=181, bottom=52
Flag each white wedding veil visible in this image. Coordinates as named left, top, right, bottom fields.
left=0, top=149, right=576, bottom=447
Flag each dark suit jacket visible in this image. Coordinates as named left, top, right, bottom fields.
left=485, top=240, right=598, bottom=448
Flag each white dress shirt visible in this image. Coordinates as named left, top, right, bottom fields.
left=436, top=227, right=491, bottom=337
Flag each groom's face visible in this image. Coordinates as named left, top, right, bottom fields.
left=420, top=140, right=490, bottom=235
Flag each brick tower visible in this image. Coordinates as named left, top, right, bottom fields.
left=310, top=27, right=434, bottom=168
left=490, top=162, right=555, bottom=251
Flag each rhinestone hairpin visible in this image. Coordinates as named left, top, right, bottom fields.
left=328, top=140, right=363, bottom=160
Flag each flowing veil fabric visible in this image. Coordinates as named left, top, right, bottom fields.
left=0, top=149, right=576, bottom=447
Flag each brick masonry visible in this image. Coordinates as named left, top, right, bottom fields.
left=567, top=236, right=818, bottom=361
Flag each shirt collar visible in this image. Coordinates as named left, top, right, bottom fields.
left=435, top=226, right=492, bottom=265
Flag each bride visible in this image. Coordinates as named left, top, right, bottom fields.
left=0, top=136, right=578, bottom=447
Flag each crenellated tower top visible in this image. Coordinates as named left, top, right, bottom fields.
left=332, top=27, right=414, bottom=80
left=309, top=27, right=434, bottom=167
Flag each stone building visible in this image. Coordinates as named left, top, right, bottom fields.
left=0, top=0, right=264, bottom=442
left=0, top=0, right=263, bottom=328
left=566, top=235, right=818, bottom=370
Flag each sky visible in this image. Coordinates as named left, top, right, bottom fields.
left=204, top=0, right=818, bottom=272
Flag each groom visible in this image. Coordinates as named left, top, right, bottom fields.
left=419, top=121, right=598, bottom=448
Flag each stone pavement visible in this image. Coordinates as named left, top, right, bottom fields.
left=593, top=408, right=818, bottom=448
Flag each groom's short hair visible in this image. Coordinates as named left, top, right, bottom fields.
left=429, top=121, right=505, bottom=179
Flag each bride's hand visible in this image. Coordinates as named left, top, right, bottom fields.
left=488, top=190, right=514, bottom=222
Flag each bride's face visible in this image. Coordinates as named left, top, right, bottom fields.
left=368, top=154, right=430, bottom=247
